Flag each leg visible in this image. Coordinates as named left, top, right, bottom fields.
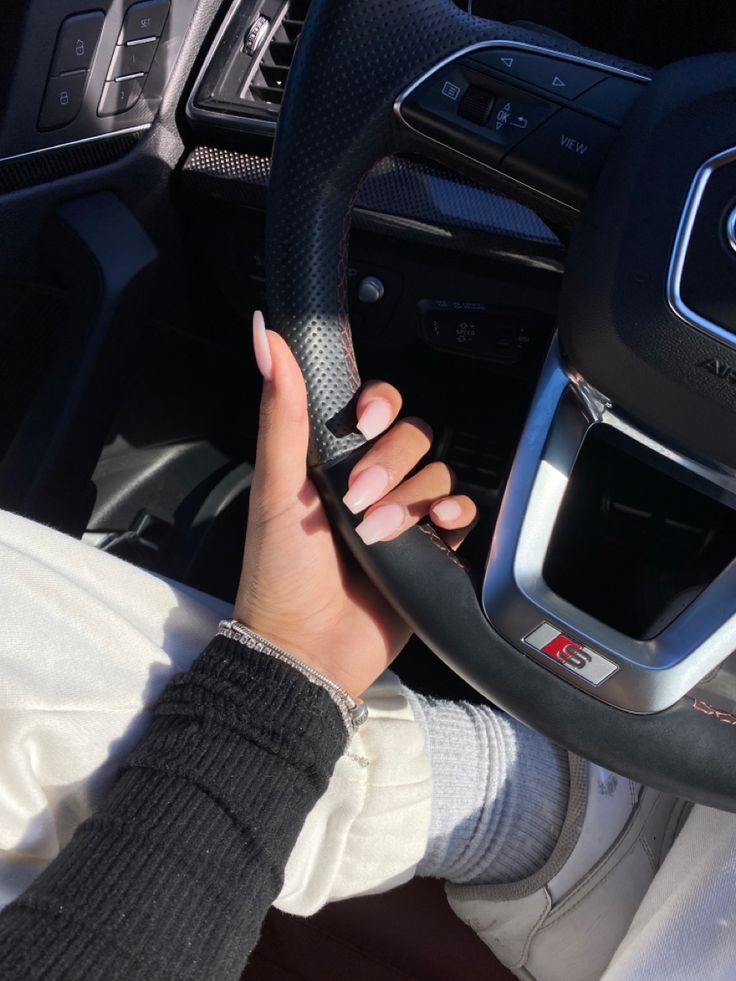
left=425, top=693, right=682, bottom=981
left=0, top=508, right=432, bottom=915
left=0, top=508, right=229, bottom=906
left=604, top=803, right=736, bottom=980
left=279, top=689, right=570, bottom=916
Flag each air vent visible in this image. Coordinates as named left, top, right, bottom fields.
left=244, top=0, right=311, bottom=110
left=188, top=0, right=313, bottom=134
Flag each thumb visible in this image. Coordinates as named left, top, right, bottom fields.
left=251, top=310, right=310, bottom=502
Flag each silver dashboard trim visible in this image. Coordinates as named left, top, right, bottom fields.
left=393, top=39, right=651, bottom=215
left=483, top=337, right=736, bottom=714
left=667, top=145, right=736, bottom=348
left=0, top=124, right=151, bottom=168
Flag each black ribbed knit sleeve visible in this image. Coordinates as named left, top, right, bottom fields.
left=0, top=635, right=347, bottom=980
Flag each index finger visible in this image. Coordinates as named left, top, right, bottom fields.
left=355, top=380, right=403, bottom=441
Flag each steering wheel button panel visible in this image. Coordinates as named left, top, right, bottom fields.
left=396, top=43, right=649, bottom=213
left=400, top=65, right=558, bottom=168
left=469, top=48, right=606, bottom=99
left=504, top=110, right=618, bottom=210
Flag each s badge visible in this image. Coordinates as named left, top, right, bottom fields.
left=524, top=622, right=618, bottom=687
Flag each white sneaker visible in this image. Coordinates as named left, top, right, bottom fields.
left=446, top=756, right=689, bottom=981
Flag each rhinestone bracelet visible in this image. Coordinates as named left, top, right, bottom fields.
left=217, top=619, right=368, bottom=735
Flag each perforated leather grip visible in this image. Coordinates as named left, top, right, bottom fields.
left=265, top=0, right=636, bottom=466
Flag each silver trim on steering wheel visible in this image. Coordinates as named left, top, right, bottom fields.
left=667, top=145, right=736, bottom=349
left=483, top=338, right=736, bottom=713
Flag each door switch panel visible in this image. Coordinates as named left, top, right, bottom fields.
left=99, top=1, right=169, bottom=115
left=397, top=45, right=649, bottom=212
left=36, top=3, right=170, bottom=129
left=39, top=11, right=105, bottom=131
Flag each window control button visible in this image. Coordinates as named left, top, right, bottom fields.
left=98, top=76, right=144, bottom=116
left=50, top=11, right=105, bottom=75
left=107, top=38, right=158, bottom=79
left=38, top=71, right=87, bottom=131
left=119, top=0, right=170, bottom=43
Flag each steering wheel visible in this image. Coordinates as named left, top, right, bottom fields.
left=265, top=0, right=736, bottom=809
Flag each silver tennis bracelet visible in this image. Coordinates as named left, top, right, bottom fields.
left=217, top=619, right=368, bottom=735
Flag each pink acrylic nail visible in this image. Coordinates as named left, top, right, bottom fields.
left=356, top=399, right=393, bottom=441
left=343, top=465, right=391, bottom=514
left=253, top=310, right=273, bottom=381
left=355, top=503, right=405, bottom=545
left=432, top=499, right=462, bottom=523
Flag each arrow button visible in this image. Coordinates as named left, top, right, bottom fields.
left=468, top=49, right=605, bottom=99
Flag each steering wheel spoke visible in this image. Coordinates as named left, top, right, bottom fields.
left=485, top=339, right=736, bottom=714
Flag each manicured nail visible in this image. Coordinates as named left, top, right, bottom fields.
left=355, top=503, right=405, bottom=545
left=253, top=310, right=272, bottom=381
left=432, top=499, right=462, bottom=523
left=356, top=399, right=393, bottom=441
left=343, top=465, right=391, bottom=514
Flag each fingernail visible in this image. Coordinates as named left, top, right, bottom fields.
left=355, top=503, right=405, bottom=545
left=253, top=310, right=273, bottom=381
left=356, top=399, right=393, bottom=441
left=432, top=499, right=462, bottom=523
left=343, top=465, right=391, bottom=514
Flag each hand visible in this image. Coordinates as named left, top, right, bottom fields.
left=233, top=311, right=477, bottom=698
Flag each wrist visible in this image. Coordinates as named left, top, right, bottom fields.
left=231, top=601, right=366, bottom=698
left=218, top=619, right=368, bottom=734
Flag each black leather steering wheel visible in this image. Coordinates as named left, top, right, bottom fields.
left=266, top=0, right=736, bottom=809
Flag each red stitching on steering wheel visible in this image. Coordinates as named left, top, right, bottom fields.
left=337, top=162, right=381, bottom=394
left=418, top=522, right=469, bottom=571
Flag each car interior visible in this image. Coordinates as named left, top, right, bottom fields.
left=4, top=0, right=736, bottom=977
